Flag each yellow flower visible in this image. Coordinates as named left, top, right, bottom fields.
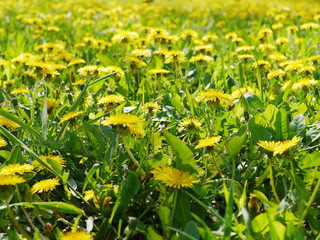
left=179, top=119, right=202, bottom=132
left=0, top=116, right=20, bottom=129
left=10, top=88, right=30, bottom=95
left=98, top=95, right=125, bottom=106
left=252, top=60, right=271, bottom=70
left=189, top=54, right=213, bottom=64
left=237, top=54, right=254, bottom=60
left=60, top=230, right=92, bottom=240
left=0, top=136, right=7, bottom=148
left=32, top=155, right=65, bottom=171
left=84, top=190, right=95, bottom=201
left=235, top=45, right=255, bottom=53
left=101, top=114, right=145, bottom=137
left=268, top=52, right=287, bottom=62
left=258, top=136, right=301, bottom=156
left=31, top=178, right=60, bottom=194
left=275, top=37, right=290, bottom=46
left=39, top=98, right=61, bottom=111
left=285, top=63, right=303, bottom=72
left=112, top=31, right=139, bottom=44
left=147, top=69, right=170, bottom=76
left=142, top=102, right=161, bottom=115
left=151, top=165, right=199, bottom=189
left=0, top=164, right=34, bottom=176
left=292, top=78, right=317, bottom=90
left=130, top=49, right=151, bottom=59
left=0, top=175, right=26, bottom=186
left=231, top=87, right=254, bottom=99
left=181, top=29, right=199, bottom=41
left=164, top=50, right=186, bottom=64
left=267, top=69, right=287, bottom=80
left=195, top=136, right=222, bottom=149
left=196, top=89, right=233, bottom=106
left=67, top=58, right=86, bottom=67
left=100, top=66, right=125, bottom=78
left=301, top=22, right=319, bottom=30
left=59, top=111, right=84, bottom=124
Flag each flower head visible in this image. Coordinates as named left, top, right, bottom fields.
left=33, top=155, right=65, bottom=171
left=0, top=116, right=20, bottom=129
left=101, top=114, right=145, bottom=137
left=98, top=94, right=125, bottom=111
left=164, top=50, right=186, bottom=64
left=195, top=136, right=222, bottom=149
left=0, top=136, right=7, bottom=148
left=60, top=230, right=92, bottom=240
left=258, top=136, right=301, bottom=156
left=0, top=175, right=26, bottom=186
left=179, top=119, right=202, bottom=132
left=151, top=165, right=199, bottom=189
left=142, top=102, right=160, bottom=115
left=59, top=111, right=84, bottom=125
left=196, top=89, right=233, bottom=107
left=0, top=164, right=34, bottom=176
left=31, top=178, right=60, bottom=194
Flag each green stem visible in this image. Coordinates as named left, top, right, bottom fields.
left=6, top=200, right=32, bottom=240
left=212, top=153, right=224, bottom=179
left=211, top=106, right=216, bottom=134
left=31, top=77, right=40, bottom=124
left=300, top=173, right=320, bottom=221
left=121, top=135, right=145, bottom=176
left=269, top=161, right=280, bottom=203
left=170, top=189, right=179, bottom=224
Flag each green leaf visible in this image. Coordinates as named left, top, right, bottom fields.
left=0, top=110, right=43, bottom=140
left=158, top=206, right=171, bottom=239
left=175, top=191, right=191, bottom=227
left=119, top=171, right=140, bottom=212
left=0, top=202, right=85, bottom=215
left=82, top=163, right=100, bottom=193
left=46, top=157, right=63, bottom=175
left=289, top=114, right=305, bottom=137
left=224, top=181, right=234, bottom=240
left=225, top=127, right=247, bottom=161
left=147, top=226, right=162, bottom=240
left=169, top=91, right=185, bottom=115
left=300, top=152, right=320, bottom=168
left=84, top=123, right=106, bottom=155
left=248, top=118, right=272, bottom=144
left=41, top=83, right=48, bottom=140
left=244, top=93, right=264, bottom=110
left=163, top=131, right=197, bottom=173
left=179, top=221, right=200, bottom=240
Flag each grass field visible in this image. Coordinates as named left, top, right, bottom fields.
left=0, top=0, right=320, bottom=239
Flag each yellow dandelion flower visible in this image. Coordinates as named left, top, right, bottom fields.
left=231, top=87, right=254, bottom=99
left=196, top=89, right=233, bottom=106
left=301, top=22, right=319, bottom=30
left=181, top=29, right=199, bottom=41
left=10, top=88, right=30, bottom=95
left=68, top=58, right=86, bottom=67
left=292, top=78, right=317, bottom=90
left=285, top=63, right=303, bottom=72
left=32, top=155, right=65, bottom=171
left=274, top=136, right=301, bottom=155
left=0, top=136, right=7, bottom=148
left=235, top=45, right=255, bottom=53
left=268, top=52, right=287, bottom=62
left=237, top=54, right=254, bottom=60
left=151, top=165, right=199, bottom=189
left=189, top=54, right=213, bottom=64
left=101, top=113, right=145, bottom=137
left=300, top=66, right=316, bottom=75
left=60, top=230, right=92, bottom=240
left=0, top=175, right=25, bottom=186
left=112, top=31, right=139, bottom=44
left=275, top=37, right=290, bottom=46
left=77, top=65, right=101, bottom=77
left=147, top=69, right=170, bottom=77
left=0, top=164, right=34, bottom=176
left=257, top=140, right=281, bottom=153
left=202, top=34, right=219, bottom=43
left=39, top=98, right=61, bottom=111
left=259, top=44, right=276, bottom=52
left=31, top=178, right=60, bottom=195
left=84, top=190, right=95, bottom=201
left=258, top=136, right=301, bottom=156
left=0, top=116, right=20, bottom=129
left=195, top=136, right=222, bottom=149
left=308, top=54, right=320, bottom=64
left=257, top=28, right=273, bottom=41
left=267, top=69, right=287, bottom=80
left=98, top=94, right=125, bottom=106
left=287, top=26, right=299, bottom=34
left=194, top=44, right=213, bottom=54
left=252, top=60, right=271, bottom=70
left=59, top=111, right=84, bottom=124
left=179, top=119, right=202, bottom=132
left=100, top=66, right=125, bottom=78
left=130, top=49, right=151, bottom=59
left=164, top=50, right=186, bottom=64
left=142, top=102, right=161, bottom=115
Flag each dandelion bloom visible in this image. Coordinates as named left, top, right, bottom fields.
left=151, top=165, right=199, bottom=189
left=147, top=69, right=170, bottom=77
left=164, top=50, right=186, bottom=64
left=268, top=52, right=287, bottom=62
left=39, top=98, right=61, bottom=112
left=101, top=113, right=145, bottom=137
left=83, top=190, right=95, bottom=201
left=179, top=119, right=202, bottom=132
left=195, top=136, right=222, bottom=149
left=0, top=116, right=20, bottom=129
left=32, top=155, right=65, bottom=171
left=196, top=89, right=233, bottom=106
left=267, top=69, right=286, bottom=80
left=98, top=95, right=125, bottom=107
left=0, top=175, right=26, bottom=186
left=31, top=178, right=60, bottom=194
left=10, top=88, right=30, bottom=95
left=60, top=230, right=92, bottom=240
left=142, top=102, right=160, bottom=115
left=59, top=111, right=84, bottom=124
left=0, top=164, right=34, bottom=176
left=231, top=87, right=254, bottom=99
left=0, top=136, right=7, bottom=147
left=292, top=78, right=317, bottom=90
left=258, top=136, right=301, bottom=156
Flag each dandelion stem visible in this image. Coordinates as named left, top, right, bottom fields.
left=121, top=135, right=145, bottom=176
left=212, top=153, right=224, bottom=179
left=211, top=106, right=216, bottom=134
left=300, top=171, right=320, bottom=222
left=31, top=77, right=40, bottom=125
left=268, top=161, right=280, bottom=203
left=170, top=189, right=179, bottom=224
left=6, top=200, right=32, bottom=240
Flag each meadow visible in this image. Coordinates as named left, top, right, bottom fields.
left=0, top=0, right=320, bottom=239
